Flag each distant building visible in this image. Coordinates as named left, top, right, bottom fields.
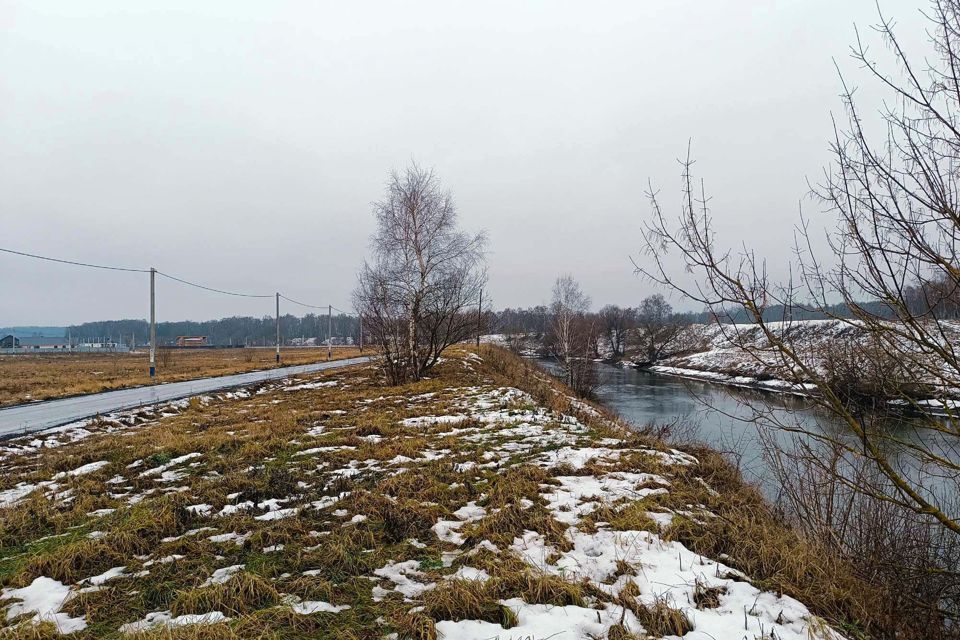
left=0, top=335, right=19, bottom=348
left=78, top=341, right=116, bottom=348
left=14, top=336, right=70, bottom=349
left=176, top=336, right=208, bottom=347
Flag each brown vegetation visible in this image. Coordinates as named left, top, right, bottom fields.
left=0, top=346, right=905, bottom=638
left=0, top=347, right=362, bottom=408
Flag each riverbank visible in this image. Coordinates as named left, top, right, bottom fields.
left=0, top=347, right=877, bottom=638
left=623, top=319, right=960, bottom=412
left=646, top=363, right=818, bottom=397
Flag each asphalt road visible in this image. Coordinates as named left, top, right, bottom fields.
left=0, top=356, right=372, bottom=439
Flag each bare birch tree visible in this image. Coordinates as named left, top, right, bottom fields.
left=354, top=163, right=487, bottom=384
left=549, top=275, right=597, bottom=395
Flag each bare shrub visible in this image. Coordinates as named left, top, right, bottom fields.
left=599, top=304, right=635, bottom=359
left=156, top=347, right=177, bottom=369
left=760, top=431, right=960, bottom=637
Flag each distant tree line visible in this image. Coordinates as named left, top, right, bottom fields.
left=63, top=298, right=905, bottom=351
left=487, top=299, right=902, bottom=337
left=66, top=313, right=361, bottom=347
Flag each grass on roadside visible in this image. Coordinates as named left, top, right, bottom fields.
left=0, top=347, right=362, bottom=408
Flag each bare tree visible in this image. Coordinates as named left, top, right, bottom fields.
left=354, top=163, right=487, bottom=384
left=637, top=1, right=960, bottom=628
left=635, top=294, right=685, bottom=364
left=549, top=275, right=597, bottom=395
left=598, top=304, right=635, bottom=359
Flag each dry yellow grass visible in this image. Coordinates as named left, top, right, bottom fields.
left=0, top=347, right=363, bottom=408
left=0, top=346, right=890, bottom=639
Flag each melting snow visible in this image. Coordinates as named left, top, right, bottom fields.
left=53, top=460, right=110, bottom=479
left=201, top=565, right=244, bottom=587
left=1, top=576, right=87, bottom=634
left=119, top=610, right=229, bottom=633
left=373, top=561, right=436, bottom=600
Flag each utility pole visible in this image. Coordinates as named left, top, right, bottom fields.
left=149, top=267, right=156, bottom=377
left=476, top=287, right=483, bottom=349
left=327, top=305, right=332, bottom=360
left=275, top=292, right=281, bottom=365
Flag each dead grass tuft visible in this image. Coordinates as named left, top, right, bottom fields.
left=616, top=581, right=692, bottom=637
left=693, top=579, right=727, bottom=609
left=590, top=500, right=660, bottom=533
left=124, top=625, right=242, bottom=640
left=171, top=571, right=280, bottom=616
left=498, top=572, right=585, bottom=607
left=0, top=621, right=60, bottom=640
left=422, top=579, right=518, bottom=628
left=391, top=611, right=437, bottom=640
left=606, top=623, right=645, bottom=640
left=0, top=494, right=68, bottom=551
left=348, top=491, right=443, bottom=544
left=17, top=538, right=126, bottom=585
left=301, top=528, right=383, bottom=581
left=484, top=465, right=555, bottom=508
left=464, top=502, right=571, bottom=551
left=104, top=494, right=198, bottom=556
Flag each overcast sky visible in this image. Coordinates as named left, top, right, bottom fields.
left=0, top=0, right=930, bottom=325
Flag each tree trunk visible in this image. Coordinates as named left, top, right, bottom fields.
left=408, top=297, right=419, bottom=381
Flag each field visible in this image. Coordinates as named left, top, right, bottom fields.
left=0, top=347, right=881, bottom=639
left=0, top=348, right=363, bottom=409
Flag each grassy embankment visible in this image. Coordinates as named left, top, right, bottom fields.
left=0, top=348, right=362, bottom=408
left=0, top=346, right=887, bottom=639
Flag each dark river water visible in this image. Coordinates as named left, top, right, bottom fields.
left=590, top=361, right=840, bottom=482
left=538, top=358, right=851, bottom=486
left=538, top=360, right=959, bottom=511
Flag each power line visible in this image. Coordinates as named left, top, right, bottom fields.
left=2, top=245, right=348, bottom=309
left=278, top=294, right=327, bottom=310
left=280, top=297, right=352, bottom=315
left=0, top=247, right=150, bottom=273
left=4, top=244, right=356, bottom=375
left=155, top=270, right=274, bottom=299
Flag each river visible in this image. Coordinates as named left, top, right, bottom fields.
left=538, top=358, right=879, bottom=487
left=588, top=361, right=846, bottom=482
left=536, top=359, right=959, bottom=511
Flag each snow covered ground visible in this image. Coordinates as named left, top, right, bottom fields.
left=0, top=351, right=846, bottom=638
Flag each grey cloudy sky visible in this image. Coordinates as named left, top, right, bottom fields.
left=1, top=0, right=929, bottom=324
